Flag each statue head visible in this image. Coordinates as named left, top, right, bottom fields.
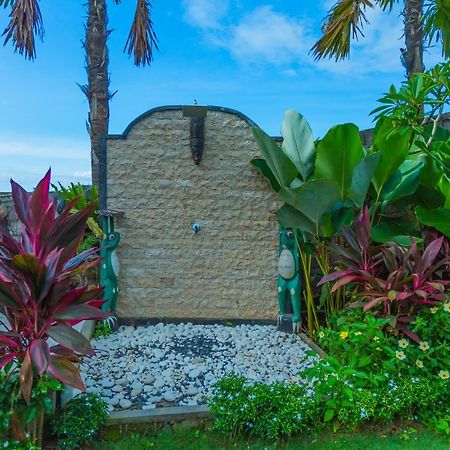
left=279, top=227, right=295, bottom=250
left=104, top=231, right=120, bottom=249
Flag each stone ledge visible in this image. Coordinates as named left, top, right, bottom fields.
left=106, top=405, right=211, bottom=426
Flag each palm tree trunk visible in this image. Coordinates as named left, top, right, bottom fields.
left=403, top=0, right=424, bottom=77
left=85, top=0, right=110, bottom=186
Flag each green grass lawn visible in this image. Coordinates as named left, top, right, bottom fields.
left=96, top=425, right=449, bottom=450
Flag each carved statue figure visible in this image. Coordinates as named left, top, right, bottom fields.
left=190, top=116, right=205, bottom=165
left=100, top=216, right=120, bottom=320
left=277, top=226, right=301, bottom=333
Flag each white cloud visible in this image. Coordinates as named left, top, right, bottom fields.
left=182, top=1, right=445, bottom=76
left=224, top=6, right=309, bottom=65
left=0, top=135, right=91, bottom=191
left=182, top=0, right=229, bottom=29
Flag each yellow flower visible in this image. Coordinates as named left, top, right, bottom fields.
left=373, top=336, right=380, bottom=342
left=340, top=331, right=349, bottom=340
left=398, top=339, right=409, bottom=349
left=354, top=331, right=363, bottom=336
left=415, top=360, right=424, bottom=368
left=430, top=307, right=439, bottom=314
left=419, top=341, right=430, bottom=351
left=395, top=351, right=406, bottom=360
left=444, top=303, right=450, bottom=313
left=439, top=370, right=449, bottom=379
left=318, top=331, right=325, bottom=339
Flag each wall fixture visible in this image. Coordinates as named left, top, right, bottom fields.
left=183, top=105, right=207, bottom=165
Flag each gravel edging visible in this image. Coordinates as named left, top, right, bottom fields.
left=81, top=323, right=318, bottom=412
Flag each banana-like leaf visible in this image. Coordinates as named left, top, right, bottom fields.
left=276, top=204, right=315, bottom=235
left=279, top=180, right=341, bottom=236
left=372, top=120, right=412, bottom=195
left=252, top=127, right=297, bottom=188
left=415, top=206, right=450, bottom=238
left=414, top=185, right=446, bottom=209
left=372, top=222, right=421, bottom=246
left=381, top=159, right=425, bottom=203
left=281, top=109, right=316, bottom=181
left=438, top=175, right=450, bottom=208
left=250, top=158, right=281, bottom=192
left=315, top=123, right=364, bottom=199
left=349, top=152, right=381, bottom=208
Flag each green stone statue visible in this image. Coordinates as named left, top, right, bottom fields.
left=100, top=214, right=120, bottom=318
left=277, top=227, right=301, bottom=333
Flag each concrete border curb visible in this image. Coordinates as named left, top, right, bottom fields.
left=106, top=405, right=210, bottom=426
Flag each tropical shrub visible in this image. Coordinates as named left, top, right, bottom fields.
left=209, top=370, right=449, bottom=436
left=208, top=374, right=319, bottom=439
left=52, top=182, right=103, bottom=252
left=0, top=171, right=107, bottom=441
left=53, top=393, right=109, bottom=450
left=251, top=62, right=450, bottom=335
left=319, top=208, right=450, bottom=341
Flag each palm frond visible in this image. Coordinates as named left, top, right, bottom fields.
left=2, top=0, right=44, bottom=60
left=375, top=0, right=400, bottom=11
left=0, top=0, right=14, bottom=8
left=124, top=0, right=158, bottom=66
left=311, top=0, right=374, bottom=61
left=423, top=0, right=450, bottom=58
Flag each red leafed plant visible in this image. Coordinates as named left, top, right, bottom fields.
left=0, top=170, right=107, bottom=402
left=319, top=207, right=450, bottom=342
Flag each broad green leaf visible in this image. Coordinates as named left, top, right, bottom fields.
left=372, top=222, right=421, bottom=246
left=381, top=159, right=424, bottom=203
left=276, top=204, right=315, bottom=235
left=419, top=154, right=442, bottom=188
left=372, top=120, right=412, bottom=195
left=250, top=158, right=281, bottom=192
left=279, top=180, right=340, bottom=236
left=349, top=152, right=381, bottom=208
left=281, top=109, right=316, bottom=181
left=414, top=185, right=446, bottom=209
left=315, top=123, right=364, bottom=199
left=415, top=206, right=450, bottom=238
left=324, top=409, right=335, bottom=422
left=438, top=175, right=450, bottom=208
left=252, top=127, right=297, bottom=188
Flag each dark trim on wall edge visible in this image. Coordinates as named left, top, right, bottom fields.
left=118, top=317, right=277, bottom=327
left=107, top=105, right=264, bottom=140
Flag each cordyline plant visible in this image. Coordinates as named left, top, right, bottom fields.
left=0, top=170, right=107, bottom=403
left=319, top=207, right=450, bottom=342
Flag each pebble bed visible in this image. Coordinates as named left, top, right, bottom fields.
left=80, top=323, right=317, bottom=411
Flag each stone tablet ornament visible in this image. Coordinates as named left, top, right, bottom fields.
left=277, top=227, right=301, bottom=334
left=278, top=248, right=296, bottom=280
left=0, top=204, right=7, bottom=220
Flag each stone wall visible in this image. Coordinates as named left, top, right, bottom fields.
left=0, top=192, right=20, bottom=237
left=106, top=107, right=280, bottom=321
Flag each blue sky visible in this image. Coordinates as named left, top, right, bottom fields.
left=0, top=0, right=443, bottom=191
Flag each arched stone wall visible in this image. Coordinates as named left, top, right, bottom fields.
left=105, top=106, right=279, bottom=320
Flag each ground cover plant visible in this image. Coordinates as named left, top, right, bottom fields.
left=0, top=170, right=107, bottom=445
left=95, top=426, right=450, bottom=450
left=53, top=392, right=109, bottom=450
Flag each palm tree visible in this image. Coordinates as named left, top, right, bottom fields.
left=311, top=0, right=450, bottom=78
left=1, top=0, right=158, bottom=185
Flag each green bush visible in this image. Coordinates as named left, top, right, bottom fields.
left=208, top=374, right=319, bottom=439
left=53, top=393, right=109, bottom=450
left=93, top=321, right=113, bottom=339
left=209, top=305, right=450, bottom=437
